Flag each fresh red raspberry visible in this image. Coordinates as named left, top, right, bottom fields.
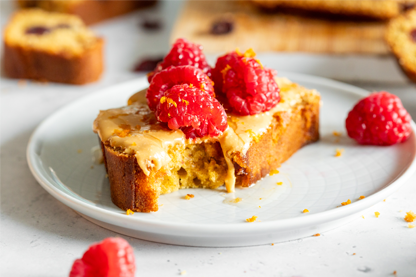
left=346, top=91, right=412, bottom=146
left=155, top=84, right=228, bottom=139
left=212, top=49, right=280, bottom=115
left=69, top=237, right=135, bottom=277
left=146, top=65, right=214, bottom=112
left=147, top=38, right=212, bottom=82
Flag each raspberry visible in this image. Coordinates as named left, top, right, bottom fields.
left=69, top=237, right=135, bottom=277
left=155, top=84, right=227, bottom=139
left=212, top=49, right=280, bottom=115
left=146, top=65, right=214, bottom=112
left=148, top=38, right=212, bottom=82
left=346, top=91, right=412, bottom=146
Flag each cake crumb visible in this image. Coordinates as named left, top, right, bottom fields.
left=408, top=224, right=415, bottom=228
left=404, top=211, right=416, bottom=222
left=126, top=209, right=134, bottom=215
left=335, top=148, right=344, bottom=157
left=184, top=194, right=194, bottom=200
left=393, top=270, right=397, bottom=277
left=353, top=253, right=356, bottom=255
left=105, top=174, right=108, bottom=178
left=270, top=169, right=279, bottom=176
left=313, top=233, right=320, bottom=237
left=333, top=131, right=341, bottom=137
left=18, top=79, right=27, bottom=87
left=341, top=199, right=351, bottom=206
left=276, top=182, right=283, bottom=185
left=375, top=212, right=380, bottom=218
left=230, top=197, right=242, bottom=203
left=180, top=270, right=187, bottom=275
left=90, top=165, right=94, bottom=169
left=77, top=149, right=82, bottom=153
left=359, top=196, right=365, bottom=200
left=246, top=216, right=258, bottom=223
left=303, top=209, right=309, bottom=213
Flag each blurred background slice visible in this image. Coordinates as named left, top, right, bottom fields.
left=16, top=0, right=157, bottom=25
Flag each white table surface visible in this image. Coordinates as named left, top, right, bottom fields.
left=1, top=1, right=416, bottom=276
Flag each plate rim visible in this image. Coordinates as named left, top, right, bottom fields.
left=26, top=71, right=416, bottom=236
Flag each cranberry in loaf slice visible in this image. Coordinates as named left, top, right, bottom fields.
left=385, top=8, right=416, bottom=83
left=93, top=78, right=320, bottom=212
left=17, top=0, right=157, bottom=25
left=3, top=9, right=103, bottom=84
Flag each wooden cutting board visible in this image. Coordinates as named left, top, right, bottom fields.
left=171, top=0, right=389, bottom=54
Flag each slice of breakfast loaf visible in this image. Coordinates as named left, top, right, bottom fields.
left=385, top=8, right=416, bottom=82
left=93, top=78, right=320, bottom=212
left=3, top=9, right=103, bottom=84
left=17, top=0, right=157, bottom=25
left=252, top=0, right=413, bottom=20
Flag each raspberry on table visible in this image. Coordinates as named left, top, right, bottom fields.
left=69, top=237, right=135, bottom=277
left=212, top=48, right=280, bottom=115
left=345, top=91, right=412, bottom=146
left=147, top=38, right=212, bottom=82
left=155, top=84, right=228, bottom=139
left=146, top=65, right=214, bottom=112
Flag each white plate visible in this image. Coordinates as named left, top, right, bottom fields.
left=27, top=72, right=416, bottom=247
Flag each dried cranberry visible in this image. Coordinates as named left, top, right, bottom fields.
left=410, top=29, right=416, bottom=42
left=401, top=2, right=415, bottom=12
left=133, top=57, right=163, bottom=72
left=141, top=19, right=162, bottom=31
left=211, top=20, right=234, bottom=35
left=26, top=26, right=50, bottom=35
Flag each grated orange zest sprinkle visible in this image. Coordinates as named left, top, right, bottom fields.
left=231, top=197, right=242, bottom=203
left=303, top=209, right=309, bottom=213
left=276, top=182, right=283, bottom=185
left=160, top=96, right=167, bottom=104
left=333, top=131, right=341, bottom=137
left=359, top=196, right=365, bottom=200
left=335, top=148, right=344, bottom=157
left=341, top=199, right=351, bottom=206
left=126, top=209, right=134, bottom=215
left=221, top=64, right=232, bottom=78
left=244, top=48, right=256, bottom=58
left=246, top=129, right=261, bottom=142
left=246, top=215, right=258, bottom=223
left=313, top=233, right=320, bottom=237
left=375, top=211, right=380, bottom=218
left=270, top=169, right=280, bottom=176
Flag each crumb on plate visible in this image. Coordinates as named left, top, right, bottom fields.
left=126, top=209, right=134, bottom=215
left=184, top=194, right=194, bottom=200
left=404, top=211, right=416, bottom=222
